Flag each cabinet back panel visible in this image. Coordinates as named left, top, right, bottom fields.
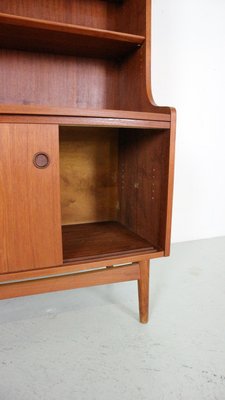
left=0, top=0, right=145, bottom=34
left=60, top=127, right=119, bottom=225
left=0, top=50, right=120, bottom=109
left=0, top=0, right=117, bottom=30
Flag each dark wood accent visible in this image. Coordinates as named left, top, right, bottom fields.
left=62, top=222, right=157, bottom=263
left=33, top=152, right=50, bottom=169
left=119, top=129, right=170, bottom=250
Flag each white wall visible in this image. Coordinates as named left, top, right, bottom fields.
left=151, top=0, right=225, bottom=243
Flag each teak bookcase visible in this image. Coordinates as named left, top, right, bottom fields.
left=0, top=0, right=176, bottom=323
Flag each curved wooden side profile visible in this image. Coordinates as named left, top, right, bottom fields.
left=0, top=0, right=175, bottom=323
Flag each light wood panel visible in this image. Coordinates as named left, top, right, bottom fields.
left=0, top=124, right=63, bottom=273
left=60, top=127, right=119, bottom=225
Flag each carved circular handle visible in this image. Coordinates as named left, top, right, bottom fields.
left=33, top=152, right=50, bottom=169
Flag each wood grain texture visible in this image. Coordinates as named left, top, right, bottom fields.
left=60, top=127, right=119, bottom=225
left=0, top=105, right=171, bottom=122
left=0, top=0, right=126, bottom=32
left=0, top=50, right=120, bottom=110
left=119, top=129, right=170, bottom=251
left=0, top=0, right=174, bottom=116
left=164, top=108, right=176, bottom=256
left=0, top=264, right=140, bottom=300
left=0, top=124, right=63, bottom=273
left=0, top=13, right=144, bottom=59
left=0, top=253, right=163, bottom=283
left=0, top=0, right=171, bottom=114
left=0, top=0, right=176, bottom=319
left=62, top=222, right=156, bottom=263
left=138, top=260, right=150, bottom=323
left=0, top=115, right=170, bottom=129
left=145, top=0, right=171, bottom=114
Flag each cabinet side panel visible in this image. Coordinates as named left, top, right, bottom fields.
left=0, top=124, right=63, bottom=273
left=0, top=139, right=8, bottom=272
left=136, top=130, right=170, bottom=250
left=119, top=129, right=170, bottom=251
left=164, top=110, right=176, bottom=255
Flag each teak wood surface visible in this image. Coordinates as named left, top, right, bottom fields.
left=0, top=0, right=176, bottom=323
left=60, top=127, right=119, bottom=225
left=0, top=124, right=63, bottom=274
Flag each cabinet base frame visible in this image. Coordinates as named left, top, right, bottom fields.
left=0, top=258, right=153, bottom=323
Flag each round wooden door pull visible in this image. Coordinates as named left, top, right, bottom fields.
left=33, top=152, right=50, bottom=169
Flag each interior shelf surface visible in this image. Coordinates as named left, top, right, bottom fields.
left=0, top=13, right=144, bottom=59
left=62, top=222, right=157, bottom=263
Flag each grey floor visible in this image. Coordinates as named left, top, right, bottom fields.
left=0, top=237, right=225, bottom=400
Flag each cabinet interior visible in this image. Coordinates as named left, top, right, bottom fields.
left=59, top=126, right=170, bottom=262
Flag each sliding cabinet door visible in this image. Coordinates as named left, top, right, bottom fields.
left=0, top=124, right=63, bottom=273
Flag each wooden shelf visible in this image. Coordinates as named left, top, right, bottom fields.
left=62, top=222, right=157, bottom=263
left=0, top=13, right=145, bottom=59
left=0, top=104, right=170, bottom=121
left=0, top=105, right=171, bottom=129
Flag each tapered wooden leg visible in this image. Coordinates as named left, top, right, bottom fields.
left=138, top=260, right=150, bottom=324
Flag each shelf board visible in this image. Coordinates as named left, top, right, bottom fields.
left=0, top=13, right=145, bottom=59
left=0, top=104, right=170, bottom=122
left=62, top=221, right=157, bottom=263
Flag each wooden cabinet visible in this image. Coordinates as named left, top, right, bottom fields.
left=0, top=0, right=176, bottom=324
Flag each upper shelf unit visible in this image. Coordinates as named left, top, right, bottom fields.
left=0, top=13, right=145, bottom=59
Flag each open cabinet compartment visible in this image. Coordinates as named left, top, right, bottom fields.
left=0, top=0, right=167, bottom=114
left=60, top=125, right=170, bottom=263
